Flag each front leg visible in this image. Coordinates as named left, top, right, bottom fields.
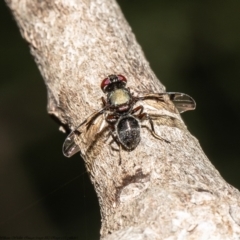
left=101, top=96, right=107, bottom=107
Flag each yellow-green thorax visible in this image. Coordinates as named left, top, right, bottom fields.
left=109, top=89, right=131, bottom=106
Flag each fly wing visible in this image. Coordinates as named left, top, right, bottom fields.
left=166, top=92, right=196, bottom=113
left=138, top=92, right=196, bottom=141
left=138, top=92, right=196, bottom=114
left=62, top=108, right=107, bottom=158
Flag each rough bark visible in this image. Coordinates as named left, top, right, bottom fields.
left=5, top=0, right=240, bottom=239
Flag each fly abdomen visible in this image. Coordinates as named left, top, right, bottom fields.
left=116, top=115, right=141, bottom=150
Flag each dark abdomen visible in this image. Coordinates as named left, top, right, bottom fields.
left=116, top=116, right=141, bottom=150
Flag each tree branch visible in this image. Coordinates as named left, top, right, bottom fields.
left=5, top=0, right=240, bottom=239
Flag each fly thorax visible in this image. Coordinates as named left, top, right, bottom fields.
left=109, top=89, right=131, bottom=106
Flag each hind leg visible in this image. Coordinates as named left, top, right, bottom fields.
left=132, top=106, right=170, bottom=143
left=107, top=124, right=123, bottom=165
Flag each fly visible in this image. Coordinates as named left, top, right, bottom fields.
left=63, top=74, right=196, bottom=158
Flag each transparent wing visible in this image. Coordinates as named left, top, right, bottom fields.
left=63, top=108, right=107, bottom=158
left=137, top=92, right=196, bottom=141
left=138, top=92, right=196, bottom=113
left=166, top=92, right=196, bottom=113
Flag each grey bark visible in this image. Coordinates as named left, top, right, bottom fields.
left=5, top=0, right=240, bottom=239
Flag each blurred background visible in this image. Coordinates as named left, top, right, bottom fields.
left=0, top=0, right=240, bottom=239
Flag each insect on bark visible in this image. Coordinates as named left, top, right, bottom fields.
left=62, top=74, right=196, bottom=159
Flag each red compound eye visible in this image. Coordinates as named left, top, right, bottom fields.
left=101, top=77, right=111, bottom=92
left=117, top=74, right=127, bottom=84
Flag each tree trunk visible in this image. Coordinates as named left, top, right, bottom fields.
left=5, top=0, right=240, bottom=239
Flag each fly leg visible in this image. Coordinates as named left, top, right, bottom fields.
left=131, top=105, right=144, bottom=115
left=144, top=113, right=170, bottom=143
left=132, top=105, right=170, bottom=143
left=117, top=141, right=122, bottom=165
left=106, top=116, right=122, bottom=165
left=101, top=96, right=107, bottom=106
left=109, top=129, right=122, bottom=165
